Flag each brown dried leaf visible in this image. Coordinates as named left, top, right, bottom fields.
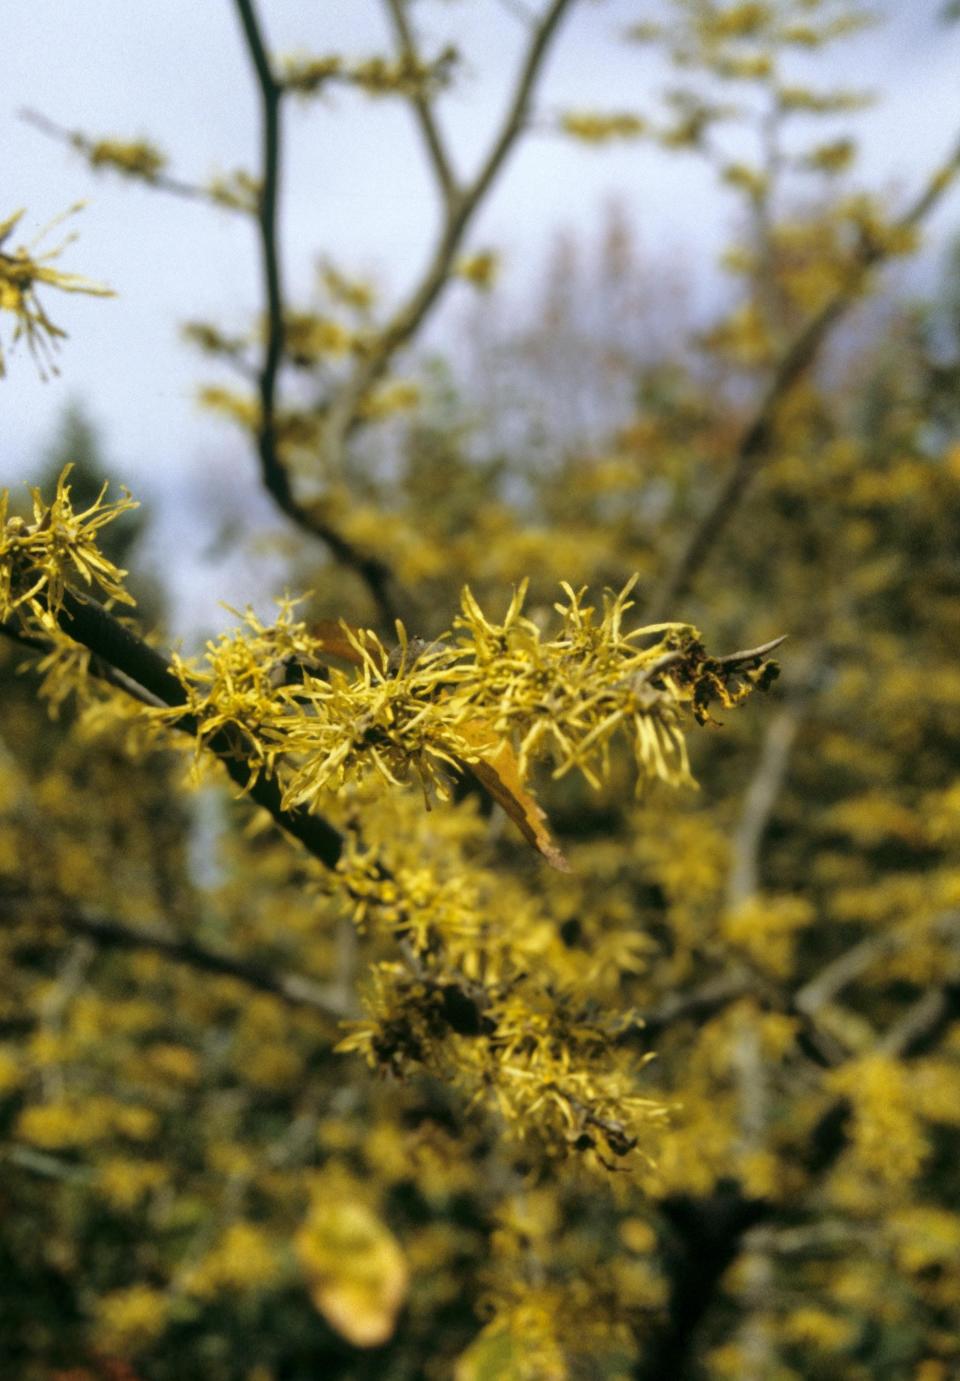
left=455, top=720, right=571, bottom=872
left=311, top=619, right=385, bottom=670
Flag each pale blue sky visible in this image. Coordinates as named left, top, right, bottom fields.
left=1, top=0, right=957, bottom=629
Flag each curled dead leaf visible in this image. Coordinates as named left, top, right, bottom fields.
left=454, top=721, right=571, bottom=872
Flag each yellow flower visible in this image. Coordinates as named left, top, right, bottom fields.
left=0, top=205, right=114, bottom=377
left=0, top=464, right=137, bottom=628
left=0, top=1045, right=23, bottom=1094
left=84, top=137, right=167, bottom=181
left=560, top=111, right=646, bottom=143
left=183, top=1222, right=281, bottom=1297
left=97, top=1158, right=168, bottom=1211
left=456, top=252, right=501, bottom=291
left=94, top=1283, right=169, bottom=1355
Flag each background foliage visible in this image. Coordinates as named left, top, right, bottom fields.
left=2, top=2, right=960, bottom=1378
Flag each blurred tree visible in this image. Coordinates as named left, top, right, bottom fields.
left=2, top=3, right=960, bottom=1380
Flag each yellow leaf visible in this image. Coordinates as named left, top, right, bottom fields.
left=295, top=1198, right=408, bottom=1348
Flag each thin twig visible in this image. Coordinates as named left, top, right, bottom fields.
left=648, top=132, right=960, bottom=620
left=19, top=108, right=225, bottom=207
left=795, top=910, right=959, bottom=1018
left=321, top=0, right=575, bottom=465
left=879, top=982, right=960, bottom=1058
left=714, top=635, right=788, bottom=668
left=492, top=0, right=538, bottom=22
left=384, top=0, right=459, bottom=206
left=6, top=896, right=353, bottom=1022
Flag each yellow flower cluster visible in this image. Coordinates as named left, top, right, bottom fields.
left=82, top=137, right=168, bottom=181
left=0, top=465, right=137, bottom=628
left=281, top=48, right=456, bottom=99
left=182, top=1222, right=282, bottom=1298
left=94, top=1283, right=169, bottom=1355
left=0, top=206, right=114, bottom=377
left=156, top=578, right=766, bottom=820
left=17, top=1095, right=157, bottom=1150
left=560, top=111, right=647, bottom=144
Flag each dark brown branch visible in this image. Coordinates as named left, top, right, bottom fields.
left=648, top=134, right=960, bottom=620
left=4, top=893, right=352, bottom=1022
left=637, top=977, right=958, bottom=1381
left=637, top=954, right=960, bottom=1377
left=637, top=1186, right=769, bottom=1381
left=50, top=589, right=346, bottom=870
left=232, top=0, right=407, bottom=630
left=232, top=2, right=290, bottom=520
left=214, top=0, right=574, bottom=628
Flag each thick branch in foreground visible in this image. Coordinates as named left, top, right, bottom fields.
left=648, top=133, right=960, bottom=620
left=54, top=590, right=346, bottom=870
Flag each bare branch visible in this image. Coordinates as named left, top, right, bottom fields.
left=726, top=705, right=801, bottom=910
left=648, top=132, right=960, bottom=620
left=26, top=588, right=348, bottom=871
left=6, top=895, right=354, bottom=1022
left=322, top=0, right=575, bottom=465
left=19, top=108, right=227, bottom=208
left=795, top=911, right=959, bottom=1019
left=233, top=0, right=407, bottom=629
left=619, top=966, right=848, bottom=1070
left=879, top=981, right=960, bottom=1059
left=384, top=0, right=459, bottom=205
left=795, top=932, right=896, bottom=1018
left=714, top=635, right=788, bottom=669
left=492, top=0, right=538, bottom=22
left=627, top=972, right=750, bottom=1042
